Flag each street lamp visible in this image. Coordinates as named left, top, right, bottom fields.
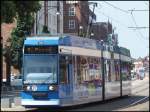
left=79, top=25, right=83, bottom=36
left=79, top=26, right=83, bottom=29
left=90, top=32, right=94, bottom=38
left=36, top=2, right=60, bottom=35
left=56, top=12, right=60, bottom=15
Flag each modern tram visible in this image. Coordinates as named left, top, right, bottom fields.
left=21, top=35, right=132, bottom=107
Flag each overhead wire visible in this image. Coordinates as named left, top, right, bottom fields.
left=95, top=6, right=129, bottom=28
left=130, top=9, right=149, bottom=40
left=103, top=1, right=129, bottom=14
left=95, top=3, right=149, bottom=41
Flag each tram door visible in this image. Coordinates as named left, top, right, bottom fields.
left=59, top=55, right=73, bottom=99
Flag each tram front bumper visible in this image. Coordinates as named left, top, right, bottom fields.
left=21, top=99, right=60, bottom=106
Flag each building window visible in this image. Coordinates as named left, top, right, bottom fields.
left=69, top=20, right=75, bottom=29
left=69, top=6, right=75, bottom=16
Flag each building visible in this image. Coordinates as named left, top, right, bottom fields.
left=91, top=22, right=112, bottom=40
left=63, top=1, right=96, bottom=36
left=33, top=1, right=64, bottom=35
left=143, top=56, right=149, bottom=73
left=33, top=1, right=96, bottom=37
left=133, top=56, right=149, bottom=77
left=33, top=1, right=119, bottom=44
left=133, top=57, right=143, bottom=73
left=1, top=22, right=18, bottom=85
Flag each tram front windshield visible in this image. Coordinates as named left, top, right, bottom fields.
left=24, top=55, right=57, bottom=84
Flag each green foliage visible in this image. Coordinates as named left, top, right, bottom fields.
left=1, top=1, right=16, bottom=23
left=79, top=32, right=86, bottom=37
left=130, top=63, right=134, bottom=70
left=3, top=1, right=41, bottom=70
left=42, top=25, right=50, bottom=34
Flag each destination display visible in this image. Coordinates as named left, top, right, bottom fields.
left=24, top=46, right=58, bottom=54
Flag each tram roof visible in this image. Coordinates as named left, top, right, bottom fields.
left=119, top=47, right=131, bottom=57
left=24, top=35, right=130, bottom=56
left=24, top=35, right=103, bottom=50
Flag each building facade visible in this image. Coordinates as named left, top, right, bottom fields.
left=133, top=56, right=149, bottom=77
left=33, top=1, right=64, bottom=35
left=63, top=1, right=95, bottom=36
left=33, top=1, right=118, bottom=43
left=1, top=22, right=19, bottom=85
left=91, top=22, right=112, bottom=40
left=33, top=1, right=96, bottom=37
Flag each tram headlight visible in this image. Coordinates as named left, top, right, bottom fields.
left=23, top=85, right=31, bottom=91
left=26, top=86, right=30, bottom=91
left=49, top=85, right=58, bottom=91
left=32, top=85, right=37, bottom=91
left=49, top=85, right=54, bottom=91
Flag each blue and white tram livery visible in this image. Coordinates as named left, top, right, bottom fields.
left=21, top=35, right=132, bottom=107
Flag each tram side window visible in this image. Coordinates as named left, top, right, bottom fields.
left=77, top=56, right=82, bottom=83
left=76, top=56, right=102, bottom=84
left=59, top=55, right=72, bottom=84
left=121, top=62, right=131, bottom=81
left=114, top=61, right=120, bottom=81
left=105, top=61, right=112, bottom=82
left=127, top=63, right=131, bottom=80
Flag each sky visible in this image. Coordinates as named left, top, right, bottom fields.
left=90, top=1, right=149, bottom=59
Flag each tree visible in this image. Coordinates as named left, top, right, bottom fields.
left=42, top=25, right=50, bottom=34
left=3, top=1, right=41, bottom=70
left=1, top=1, right=16, bottom=23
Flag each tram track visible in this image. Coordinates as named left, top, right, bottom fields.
left=118, top=79, right=149, bottom=110
left=128, top=96, right=149, bottom=106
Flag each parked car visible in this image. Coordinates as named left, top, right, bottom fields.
left=131, top=70, right=137, bottom=80
left=11, top=75, right=22, bottom=86
left=138, top=68, right=145, bottom=80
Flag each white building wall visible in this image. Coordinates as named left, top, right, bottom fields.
left=33, top=1, right=63, bottom=35
left=36, top=1, right=45, bottom=34
left=59, top=1, right=64, bottom=35
left=47, top=1, right=57, bottom=35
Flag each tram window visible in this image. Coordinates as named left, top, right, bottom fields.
left=76, top=56, right=102, bottom=84
left=60, top=56, right=67, bottom=84
left=108, top=63, right=111, bottom=82
left=121, top=62, right=131, bottom=81
left=114, top=61, right=120, bottom=81
left=77, top=56, right=82, bottom=83
left=59, top=55, right=72, bottom=84
left=110, top=60, right=117, bottom=82
left=104, top=61, right=112, bottom=82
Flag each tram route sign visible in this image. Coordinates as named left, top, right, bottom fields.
left=24, top=46, right=58, bottom=54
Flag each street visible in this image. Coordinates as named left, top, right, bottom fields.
left=1, top=76, right=149, bottom=111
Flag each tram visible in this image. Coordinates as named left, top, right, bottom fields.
left=21, top=35, right=132, bottom=107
